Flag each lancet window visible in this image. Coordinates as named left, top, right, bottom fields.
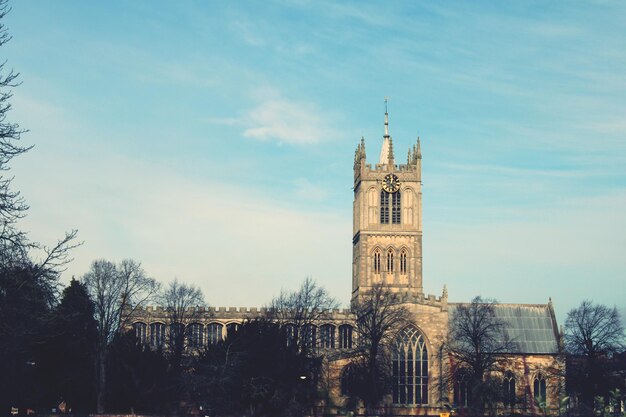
left=380, top=190, right=390, bottom=224
left=150, top=322, right=165, bottom=349
left=392, top=191, right=401, bottom=224
left=503, top=372, right=516, bottom=407
left=392, top=327, right=428, bottom=405
left=387, top=249, right=394, bottom=273
left=400, top=249, right=407, bottom=274
left=533, top=373, right=547, bottom=406
left=133, top=322, right=147, bottom=344
left=373, top=249, right=381, bottom=274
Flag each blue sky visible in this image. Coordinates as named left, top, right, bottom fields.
left=5, top=1, right=625, bottom=323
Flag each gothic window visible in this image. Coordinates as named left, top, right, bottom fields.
left=226, top=322, right=240, bottom=339
left=187, top=323, right=204, bottom=348
left=392, top=191, right=401, bottom=224
left=453, top=370, right=470, bottom=408
left=380, top=190, right=390, bottom=224
left=319, top=324, right=336, bottom=349
left=133, top=322, right=147, bottom=344
left=285, top=323, right=298, bottom=347
left=301, top=324, right=317, bottom=352
left=400, top=249, right=407, bottom=274
left=341, top=365, right=356, bottom=396
left=207, top=322, right=223, bottom=345
left=392, top=327, right=428, bottom=405
left=503, top=372, right=516, bottom=407
left=387, top=249, right=394, bottom=273
left=339, top=324, right=353, bottom=349
left=150, top=322, right=165, bottom=349
left=533, top=373, right=547, bottom=406
left=169, top=322, right=185, bottom=347
left=373, top=249, right=381, bottom=274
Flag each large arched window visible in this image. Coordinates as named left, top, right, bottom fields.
left=187, top=323, right=204, bottom=348
left=301, top=324, right=317, bottom=352
left=387, top=249, right=394, bottom=273
left=503, top=372, right=516, bottom=408
left=319, top=324, right=335, bottom=349
left=400, top=249, right=407, bottom=274
left=392, top=191, right=401, bottom=224
left=533, top=373, right=547, bottom=406
left=226, top=322, right=240, bottom=339
left=339, top=324, right=353, bottom=349
left=133, top=322, right=147, bottom=344
left=207, top=322, right=223, bottom=345
left=150, top=322, right=165, bottom=349
left=380, top=190, right=390, bottom=224
left=373, top=249, right=381, bottom=274
left=392, top=327, right=428, bottom=405
left=169, top=322, right=185, bottom=348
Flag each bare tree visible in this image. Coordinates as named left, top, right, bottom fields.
left=348, top=283, right=412, bottom=411
left=82, top=259, right=159, bottom=413
left=268, top=276, right=338, bottom=355
left=159, top=278, right=206, bottom=364
left=565, top=300, right=625, bottom=411
left=444, top=296, right=512, bottom=415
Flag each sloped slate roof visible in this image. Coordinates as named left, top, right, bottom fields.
left=449, top=303, right=560, bottom=354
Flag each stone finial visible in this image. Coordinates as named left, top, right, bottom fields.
left=388, top=136, right=395, bottom=163
left=442, top=284, right=448, bottom=299
left=416, top=136, right=422, bottom=159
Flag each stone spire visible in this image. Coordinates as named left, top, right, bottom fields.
left=378, top=98, right=394, bottom=165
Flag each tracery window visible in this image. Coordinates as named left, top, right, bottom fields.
left=453, top=370, right=470, bottom=408
left=373, top=249, right=381, bottom=274
left=301, top=324, right=317, bottom=352
left=380, top=190, right=390, bottom=224
left=133, top=322, right=147, bottom=344
left=226, top=322, right=239, bottom=339
left=392, top=327, right=428, bottom=405
left=339, top=324, right=353, bottom=349
left=187, top=323, right=204, bottom=348
left=207, top=322, right=223, bottom=345
left=392, top=191, right=401, bottom=224
left=400, top=249, right=407, bottom=274
left=387, top=249, right=394, bottom=273
left=533, top=373, right=547, bottom=406
left=170, top=322, right=185, bottom=348
left=319, top=324, right=335, bottom=349
left=503, top=372, right=516, bottom=407
left=150, top=322, right=165, bottom=349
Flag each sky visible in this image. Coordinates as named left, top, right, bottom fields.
left=4, top=1, right=625, bottom=324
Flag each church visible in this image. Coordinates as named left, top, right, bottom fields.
left=130, top=105, right=563, bottom=416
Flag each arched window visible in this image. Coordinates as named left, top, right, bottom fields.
left=341, top=365, right=356, bottom=396
left=392, top=327, right=428, bottom=405
left=339, top=324, right=353, bottom=349
left=301, top=324, right=317, bottom=352
left=380, top=190, right=390, bottom=224
left=453, top=370, right=471, bottom=408
left=503, top=372, right=516, bottom=407
left=169, top=322, right=185, bottom=348
left=373, top=249, right=381, bottom=274
left=533, top=373, right=547, bottom=406
left=387, top=249, right=394, bottom=273
left=150, top=322, right=165, bottom=349
left=319, top=324, right=335, bottom=349
left=207, top=322, right=223, bottom=345
left=285, top=323, right=298, bottom=347
left=133, top=322, right=147, bottom=344
left=400, top=249, right=407, bottom=274
left=392, top=191, right=401, bottom=224
left=187, top=323, right=204, bottom=348
left=226, top=322, right=239, bottom=339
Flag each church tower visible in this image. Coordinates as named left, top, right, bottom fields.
left=352, top=102, right=423, bottom=304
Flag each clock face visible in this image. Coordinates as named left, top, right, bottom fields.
left=382, top=174, right=400, bottom=193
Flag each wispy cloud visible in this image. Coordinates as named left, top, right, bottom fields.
left=242, top=96, right=340, bottom=145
